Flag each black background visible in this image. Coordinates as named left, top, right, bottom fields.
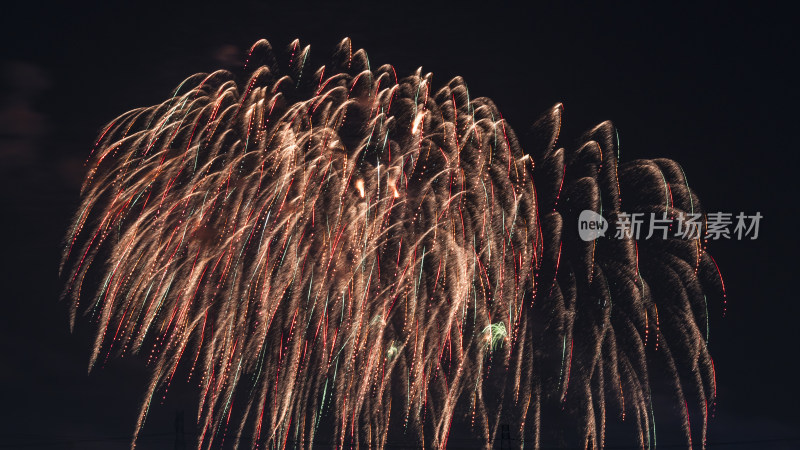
left=0, top=1, right=797, bottom=448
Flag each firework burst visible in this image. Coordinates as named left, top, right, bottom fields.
left=62, top=38, right=721, bottom=449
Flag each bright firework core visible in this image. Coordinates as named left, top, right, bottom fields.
left=62, top=38, right=722, bottom=449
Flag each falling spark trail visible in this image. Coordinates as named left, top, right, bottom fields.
left=63, top=38, right=721, bottom=449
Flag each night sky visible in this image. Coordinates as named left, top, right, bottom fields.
left=1, top=2, right=797, bottom=448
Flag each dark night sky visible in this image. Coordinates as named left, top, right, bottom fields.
left=0, top=1, right=797, bottom=448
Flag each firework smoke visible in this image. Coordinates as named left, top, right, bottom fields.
left=62, top=38, right=721, bottom=448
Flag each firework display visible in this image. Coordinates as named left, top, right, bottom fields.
left=62, top=38, right=722, bottom=448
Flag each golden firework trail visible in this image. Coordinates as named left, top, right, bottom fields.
left=62, top=38, right=722, bottom=449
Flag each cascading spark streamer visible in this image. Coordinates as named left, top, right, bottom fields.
left=63, top=38, right=721, bottom=449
